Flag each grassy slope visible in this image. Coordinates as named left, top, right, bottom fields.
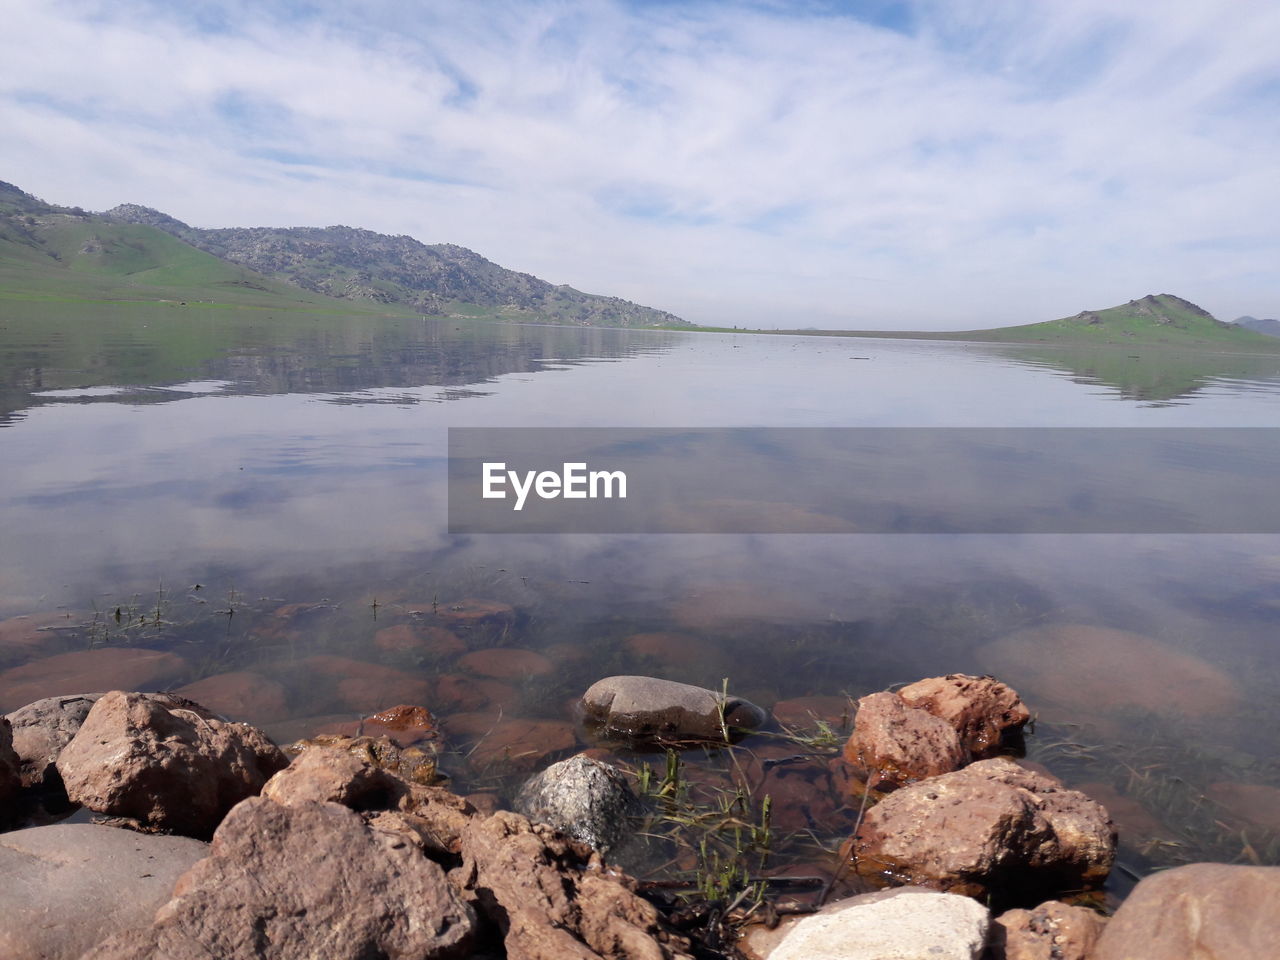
left=0, top=213, right=407, bottom=315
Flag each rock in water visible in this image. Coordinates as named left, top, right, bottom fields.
left=82, top=797, right=475, bottom=960
left=842, top=691, right=967, bottom=790
left=851, top=758, right=1115, bottom=902
left=1091, top=863, right=1280, bottom=960
left=55, top=690, right=288, bottom=837
left=897, top=674, right=1029, bottom=758
left=992, top=900, right=1106, bottom=960
left=515, top=753, right=641, bottom=852
left=581, top=675, right=767, bottom=745
left=758, top=888, right=989, bottom=960
left=0, top=824, right=208, bottom=960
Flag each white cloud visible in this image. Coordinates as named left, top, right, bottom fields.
left=2, top=0, right=1278, bottom=327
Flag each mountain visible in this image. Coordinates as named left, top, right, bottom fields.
left=1234, top=316, right=1280, bottom=338
left=102, top=204, right=684, bottom=327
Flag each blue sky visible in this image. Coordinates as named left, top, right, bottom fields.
left=3, top=0, right=1278, bottom=328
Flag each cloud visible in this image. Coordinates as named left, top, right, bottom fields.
left=2, top=0, right=1278, bottom=327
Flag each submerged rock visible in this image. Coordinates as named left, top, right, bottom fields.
left=581, top=675, right=767, bottom=746
left=0, top=823, right=208, bottom=960
left=56, top=691, right=288, bottom=837
left=83, top=797, right=476, bottom=960
left=173, top=671, right=289, bottom=725
left=1091, top=863, right=1280, bottom=960
left=515, top=753, right=642, bottom=852
left=991, top=900, right=1106, bottom=960
left=0, top=648, right=188, bottom=712
left=897, top=673, right=1029, bottom=758
left=459, top=646, right=554, bottom=679
left=850, top=758, right=1115, bottom=902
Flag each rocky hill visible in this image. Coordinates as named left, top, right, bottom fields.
left=103, top=204, right=684, bottom=326
left=1234, top=316, right=1280, bottom=337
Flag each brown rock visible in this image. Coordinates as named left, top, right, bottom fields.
left=4, top=693, right=217, bottom=792
left=434, top=598, right=515, bottom=627
left=173, top=671, right=289, bottom=725
left=851, top=758, right=1115, bottom=902
left=0, top=717, right=20, bottom=813
left=992, top=900, right=1106, bottom=960
left=459, top=646, right=554, bottom=679
left=435, top=673, right=518, bottom=712
left=458, top=809, right=693, bottom=959
left=581, top=675, right=768, bottom=746
left=842, top=691, right=967, bottom=791
left=300, top=654, right=432, bottom=711
left=1092, top=863, right=1280, bottom=960
left=364, top=702, right=439, bottom=745
left=977, top=624, right=1238, bottom=719
left=464, top=791, right=502, bottom=816
left=0, top=612, right=75, bottom=653
left=1070, top=781, right=1174, bottom=845
left=1204, top=781, right=1280, bottom=833
left=771, top=695, right=854, bottom=731
left=285, top=733, right=441, bottom=786
left=624, top=632, right=725, bottom=672
left=897, top=674, right=1029, bottom=758
left=55, top=691, right=288, bottom=837
left=463, top=717, right=579, bottom=772
left=83, top=797, right=475, bottom=960
left=374, top=623, right=466, bottom=656
left=0, top=648, right=187, bottom=712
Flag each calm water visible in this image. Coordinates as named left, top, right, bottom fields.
left=3, top=300, right=1280, bottom=896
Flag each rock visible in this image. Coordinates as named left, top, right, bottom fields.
left=435, top=673, right=518, bottom=712
left=83, top=797, right=475, bottom=960
left=284, top=733, right=441, bottom=785
left=365, top=702, right=439, bottom=744
left=0, top=717, right=20, bottom=814
left=433, top=598, right=515, bottom=627
left=300, top=654, right=433, bottom=712
left=771, top=695, right=853, bottom=731
left=56, top=691, right=288, bottom=837
left=581, top=675, right=767, bottom=746
left=977, top=624, right=1238, bottom=719
left=4, top=692, right=218, bottom=793
left=0, top=823, right=208, bottom=960
left=459, top=646, right=554, bottom=679
left=1204, top=781, right=1280, bottom=833
left=0, top=648, right=188, bottom=712
left=747, top=888, right=989, bottom=960
left=374, top=623, right=466, bottom=656
left=458, top=809, right=692, bottom=959
left=842, top=691, right=967, bottom=791
left=1091, top=863, right=1280, bottom=960
left=1069, top=781, right=1175, bottom=845
left=897, top=674, right=1029, bottom=758
left=459, top=716, right=578, bottom=772
left=851, top=758, right=1115, bottom=902
left=515, top=753, right=642, bottom=852
left=991, top=900, right=1106, bottom=960
left=624, top=631, right=728, bottom=674
left=0, top=612, right=74, bottom=653
left=172, top=671, right=289, bottom=725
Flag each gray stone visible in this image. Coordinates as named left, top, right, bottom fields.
left=581, top=675, right=767, bottom=745
left=0, top=823, right=208, bottom=960
left=751, top=888, right=989, bottom=960
left=515, top=753, right=642, bottom=852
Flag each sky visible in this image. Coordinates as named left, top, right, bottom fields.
left=2, top=0, right=1278, bottom=329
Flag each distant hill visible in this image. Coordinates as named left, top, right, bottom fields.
left=1234, top=316, right=1280, bottom=338
left=0, top=180, right=685, bottom=326
left=102, top=204, right=684, bottom=327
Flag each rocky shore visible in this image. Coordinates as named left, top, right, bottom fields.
left=0, top=657, right=1276, bottom=958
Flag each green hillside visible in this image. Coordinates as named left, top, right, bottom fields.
left=0, top=184, right=397, bottom=313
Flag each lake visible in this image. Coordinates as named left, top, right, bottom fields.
left=3, top=300, right=1280, bottom=900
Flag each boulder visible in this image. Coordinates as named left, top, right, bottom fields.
left=581, top=675, right=767, bottom=746
left=282, top=732, right=441, bottom=786
left=0, top=648, right=187, bottom=712
left=897, top=674, right=1029, bottom=758
left=373, top=623, right=466, bottom=656
left=851, top=758, right=1115, bottom=902
left=83, top=797, right=475, bottom=960
left=297, top=654, right=433, bottom=712
left=0, top=823, right=208, bottom=960
left=744, top=888, right=989, bottom=960
left=458, top=809, right=693, bottom=959
left=4, top=691, right=218, bottom=793
left=55, top=691, right=288, bottom=837
left=991, top=900, right=1106, bottom=960
left=459, top=647, right=554, bottom=679
left=515, top=753, right=642, bottom=852
left=1091, top=863, right=1280, bottom=960
left=842, top=691, right=966, bottom=791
